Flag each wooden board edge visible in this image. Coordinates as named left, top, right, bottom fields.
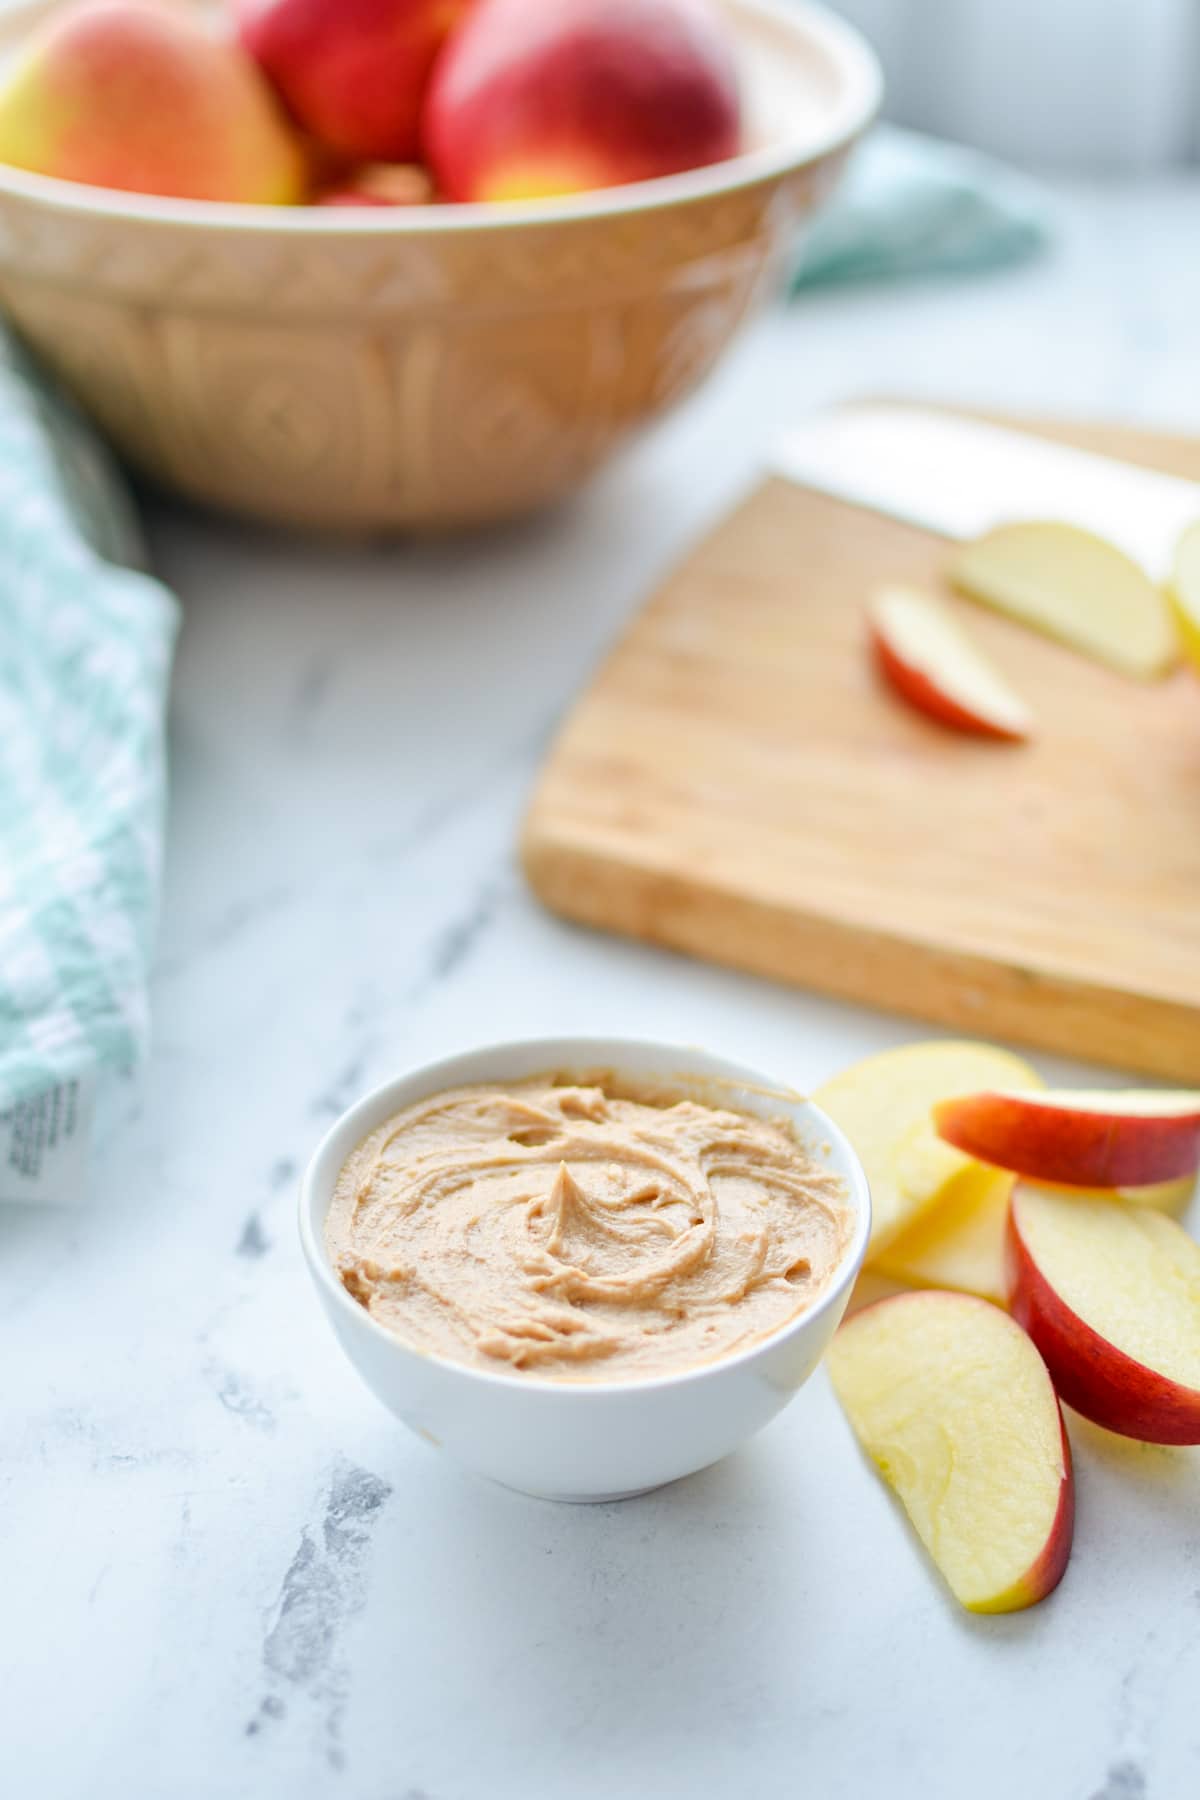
left=521, top=825, right=1200, bottom=1082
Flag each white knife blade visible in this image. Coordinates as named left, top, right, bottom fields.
left=770, top=406, right=1200, bottom=582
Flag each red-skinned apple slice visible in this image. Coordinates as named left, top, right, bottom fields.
left=868, top=586, right=1032, bottom=741
left=934, top=1088, right=1200, bottom=1188
left=828, top=1290, right=1073, bottom=1612
left=1008, top=1184, right=1200, bottom=1444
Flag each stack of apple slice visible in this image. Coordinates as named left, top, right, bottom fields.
left=938, top=1087, right=1200, bottom=1444
left=817, top=1043, right=1200, bottom=1613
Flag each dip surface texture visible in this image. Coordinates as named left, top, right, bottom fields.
left=326, top=1077, right=852, bottom=1380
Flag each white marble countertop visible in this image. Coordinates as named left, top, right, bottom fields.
left=4, top=178, right=1200, bottom=1800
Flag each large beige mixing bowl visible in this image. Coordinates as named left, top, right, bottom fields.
left=0, top=0, right=880, bottom=530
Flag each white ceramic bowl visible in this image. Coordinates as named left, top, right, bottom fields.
left=300, top=1036, right=871, bottom=1500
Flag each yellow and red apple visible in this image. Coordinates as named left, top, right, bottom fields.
left=934, top=1088, right=1200, bottom=1188
left=1007, top=1183, right=1200, bottom=1445
left=0, top=0, right=304, bottom=203
left=868, top=586, right=1032, bottom=741
left=828, top=1290, right=1074, bottom=1612
left=238, top=0, right=471, bottom=164
left=423, top=0, right=742, bottom=203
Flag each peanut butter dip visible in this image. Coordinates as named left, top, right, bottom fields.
left=326, top=1075, right=852, bottom=1381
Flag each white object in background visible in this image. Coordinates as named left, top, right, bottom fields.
left=829, top=0, right=1200, bottom=170
left=771, top=406, right=1200, bottom=581
left=300, top=1037, right=871, bottom=1503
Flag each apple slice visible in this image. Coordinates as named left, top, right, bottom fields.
left=815, top=1041, right=1042, bottom=1253
left=951, top=521, right=1178, bottom=679
left=868, top=586, right=1031, bottom=740
left=873, top=1153, right=1013, bottom=1304
left=876, top=1165, right=1194, bottom=1306
left=1008, top=1184, right=1200, bottom=1443
left=934, top=1088, right=1200, bottom=1187
left=828, top=1291, right=1073, bottom=1612
left=1170, top=519, right=1200, bottom=674
left=1121, top=1174, right=1196, bottom=1216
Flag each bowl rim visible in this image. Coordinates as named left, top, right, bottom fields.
left=298, top=1033, right=872, bottom=1398
left=0, top=0, right=882, bottom=236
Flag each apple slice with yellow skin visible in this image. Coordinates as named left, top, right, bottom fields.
left=828, top=1291, right=1074, bottom=1612
left=951, top=521, right=1178, bottom=679
left=1008, top=1184, right=1200, bottom=1444
left=1170, top=519, right=1200, bottom=674
left=868, top=586, right=1032, bottom=741
left=934, top=1088, right=1200, bottom=1188
left=815, top=1042, right=1042, bottom=1253
left=873, top=1151, right=1013, bottom=1304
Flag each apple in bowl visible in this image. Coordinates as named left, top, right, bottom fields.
left=0, top=1, right=880, bottom=528
left=0, top=0, right=304, bottom=203
left=238, top=0, right=472, bottom=163
left=423, top=0, right=743, bottom=202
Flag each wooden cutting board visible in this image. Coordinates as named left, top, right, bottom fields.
left=522, top=408, right=1200, bottom=1081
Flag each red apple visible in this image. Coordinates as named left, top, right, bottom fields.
left=828, top=1290, right=1074, bottom=1611
left=934, top=1089, right=1200, bottom=1187
left=1008, top=1183, right=1200, bottom=1444
left=868, top=586, right=1032, bottom=741
left=423, top=0, right=741, bottom=203
left=0, top=0, right=304, bottom=203
left=237, top=0, right=471, bottom=163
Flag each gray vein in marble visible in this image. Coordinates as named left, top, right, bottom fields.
left=301, top=869, right=507, bottom=1120
left=37, top=1405, right=193, bottom=1476
left=236, top=1211, right=271, bottom=1259
left=208, top=1364, right=276, bottom=1433
left=156, top=881, right=297, bottom=983
left=311, top=1052, right=370, bottom=1122
left=363, top=715, right=553, bottom=875
left=232, top=1161, right=295, bottom=1256
left=403, top=871, right=508, bottom=1008
left=253, top=1460, right=392, bottom=1768
left=1089, top=1761, right=1146, bottom=1800
left=426, top=880, right=503, bottom=985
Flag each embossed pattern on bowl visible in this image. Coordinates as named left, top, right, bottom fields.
left=0, top=0, right=880, bottom=530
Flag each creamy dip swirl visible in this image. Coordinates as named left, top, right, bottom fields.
left=327, top=1076, right=852, bottom=1380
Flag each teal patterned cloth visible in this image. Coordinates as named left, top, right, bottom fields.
left=0, top=336, right=177, bottom=1199
left=793, top=126, right=1051, bottom=290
